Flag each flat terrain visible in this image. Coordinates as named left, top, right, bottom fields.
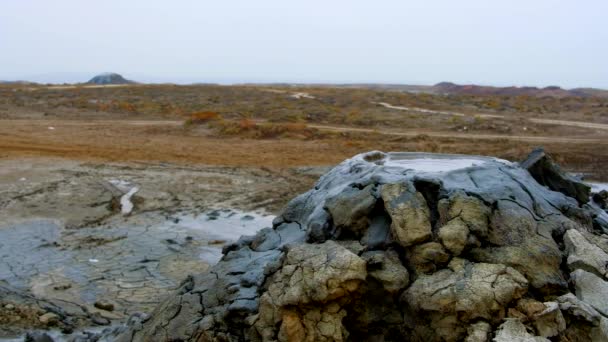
left=1, top=83, right=607, bottom=180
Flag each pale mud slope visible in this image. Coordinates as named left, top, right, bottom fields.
left=0, top=158, right=324, bottom=339
left=108, top=150, right=608, bottom=342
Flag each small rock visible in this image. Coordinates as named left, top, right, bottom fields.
left=407, top=241, right=450, bottom=274
left=255, top=241, right=365, bottom=341
left=265, top=241, right=366, bottom=305
left=564, top=229, right=608, bottom=278
left=325, top=184, right=376, bottom=237
left=4, top=303, right=15, bottom=310
left=362, top=249, right=409, bottom=293
left=94, top=300, right=115, bottom=311
left=438, top=193, right=490, bottom=237
left=361, top=213, right=391, bottom=249
left=91, top=312, right=111, bottom=325
left=126, top=311, right=150, bottom=330
left=39, top=312, right=59, bottom=325
left=53, top=283, right=72, bottom=291
left=520, top=147, right=590, bottom=204
left=25, top=332, right=55, bottom=342
left=571, top=269, right=608, bottom=316
left=278, top=310, right=306, bottom=342
left=439, top=217, right=469, bottom=255
left=403, top=259, right=528, bottom=321
left=67, top=331, right=102, bottom=342
left=517, top=298, right=546, bottom=318
left=465, top=321, right=491, bottom=342
left=531, top=301, right=566, bottom=337
left=382, top=182, right=432, bottom=247
left=591, top=317, right=608, bottom=341
left=493, top=319, right=549, bottom=342
left=507, top=308, right=527, bottom=320
left=336, top=240, right=365, bottom=255
left=556, top=293, right=601, bottom=326
left=241, top=215, right=255, bottom=221
left=593, top=190, right=608, bottom=209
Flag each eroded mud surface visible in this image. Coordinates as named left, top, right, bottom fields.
left=0, top=158, right=323, bottom=339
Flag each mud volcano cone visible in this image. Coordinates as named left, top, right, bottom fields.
left=108, top=150, right=608, bottom=341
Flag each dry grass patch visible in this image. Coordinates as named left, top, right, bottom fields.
left=209, top=119, right=322, bottom=139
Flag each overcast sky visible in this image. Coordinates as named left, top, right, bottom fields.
left=1, top=0, right=606, bottom=87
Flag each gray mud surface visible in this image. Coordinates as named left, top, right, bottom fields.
left=0, top=158, right=325, bottom=338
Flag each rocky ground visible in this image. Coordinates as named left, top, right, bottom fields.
left=0, top=158, right=325, bottom=340
left=95, top=149, right=608, bottom=342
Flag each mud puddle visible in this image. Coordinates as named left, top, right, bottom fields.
left=171, top=210, right=274, bottom=264
left=590, top=182, right=608, bottom=193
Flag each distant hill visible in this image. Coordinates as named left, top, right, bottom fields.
left=0, top=80, right=38, bottom=85
left=431, top=82, right=608, bottom=98
left=86, top=73, right=135, bottom=85
left=243, top=82, right=608, bottom=98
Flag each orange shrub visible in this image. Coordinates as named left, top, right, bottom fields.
left=185, top=111, right=221, bottom=126
left=190, top=111, right=220, bottom=122
left=119, top=102, right=137, bottom=113
left=239, top=118, right=257, bottom=129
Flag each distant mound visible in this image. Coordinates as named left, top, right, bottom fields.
left=433, top=82, right=608, bottom=98
left=86, top=73, right=134, bottom=85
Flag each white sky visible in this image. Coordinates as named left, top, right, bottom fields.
left=1, top=0, right=606, bottom=87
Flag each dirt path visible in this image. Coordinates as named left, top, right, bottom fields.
left=259, top=88, right=315, bottom=99
left=375, top=102, right=608, bottom=130
left=306, top=124, right=606, bottom=144
left=528, top=118, right=608, bottom=130
left=374, top=102, right=501, bottom=118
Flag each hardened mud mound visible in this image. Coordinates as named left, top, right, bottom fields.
left=107, top=149, right=608, bottom=341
